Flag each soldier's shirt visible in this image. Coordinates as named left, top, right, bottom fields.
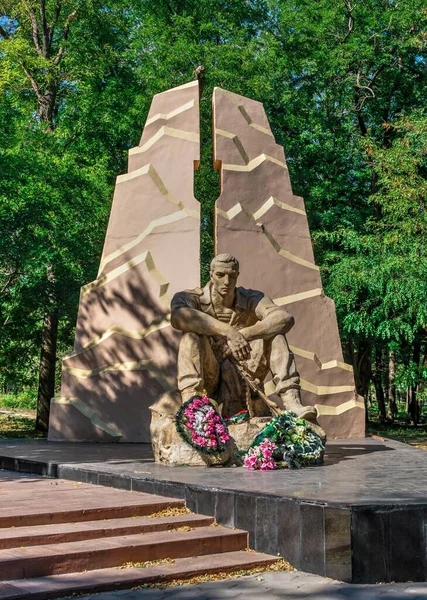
left=171, top=283, right=280, bottom=331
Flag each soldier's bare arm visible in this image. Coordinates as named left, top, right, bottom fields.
left=239, top=296, right=294, bottom=342
left=171, top=307, right=251, bottom=361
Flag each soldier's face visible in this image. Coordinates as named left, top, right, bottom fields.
left=210, top=264, right=239, bottom=297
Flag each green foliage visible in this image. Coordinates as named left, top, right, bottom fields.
left=0, top=0, right=426, bottom=422
left=368, top=398, right=427, bottom=445
left=325, top=113, right=427, bottom=344
left=0, top=389, right=37, bottom=410
left=0, top=0, right=140, bottom=391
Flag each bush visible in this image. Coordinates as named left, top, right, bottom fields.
left=0, top=390, right=38, bottom=411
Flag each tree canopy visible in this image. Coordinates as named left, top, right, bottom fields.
left=0, top=0, right=426, bottom=425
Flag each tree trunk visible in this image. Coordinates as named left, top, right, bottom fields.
left=387, top=350, right=397, bottom=420
left=351, top=341, right=372, bottom=398
left=36, top=310, right=58, bottom=432
left=38, top=86, right=58, bottom=131
left=408, top=339, right=421, bottom=425
left=350, top=342, right=372, bottom=425
left=372, top=347, right=387, bottom=421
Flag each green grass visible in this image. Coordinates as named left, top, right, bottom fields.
left=367, top=400, right=427, bottom=449
left=0, top=390, right=44, bottom=438
left=0, top=414, right=46, bottom=439
left=0, top=390, right=37, bottom=411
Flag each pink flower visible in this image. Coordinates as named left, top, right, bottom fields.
left=243, top=453, right=260, bottom=470
left=259, top=440, right=277, bottom=452
left=243, top=441, right=278, bottom=471
left=260, top=459, right=277, bottom=471
left=181, top=396, right=231, bottom=452
left=191, top=399, right=203, bottom=409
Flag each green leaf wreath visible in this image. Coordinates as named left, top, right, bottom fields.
left=245, top=411, right=325, bottom=469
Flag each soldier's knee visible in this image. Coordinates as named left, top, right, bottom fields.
left=179, top=332, right=202, bottom=352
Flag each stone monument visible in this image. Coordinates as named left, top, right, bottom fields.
left=150, top=251, right=327, bottom=466
left=48, top=80, right=364, bottom=444
left=213, top=88, right=364, bottom=439
left=170, top=252, right=317, bottom=421
left=48, top=81, right=201, bottom=442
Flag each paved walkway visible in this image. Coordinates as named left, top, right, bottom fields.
left=74, top=570, right=427, bottom=599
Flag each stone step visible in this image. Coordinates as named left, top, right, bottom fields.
left=0, top=494, right=184, bottom=528
left=0, top=514, right=214, bottom=549
left=0, top=551, right=277, bottom=600
left=0, top=526, right=248, bottom=579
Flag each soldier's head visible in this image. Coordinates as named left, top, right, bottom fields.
left=210, top=254, right=239, bottom=298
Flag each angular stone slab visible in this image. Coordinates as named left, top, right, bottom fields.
left=213, top=87, right=364, bottom=438
left=49, top=81, right=201, bottom=442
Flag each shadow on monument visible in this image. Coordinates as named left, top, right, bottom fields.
left=53, top=256, right=180, bottom=443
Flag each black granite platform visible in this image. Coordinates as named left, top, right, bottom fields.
left=0, top=437, right=426, bottom=584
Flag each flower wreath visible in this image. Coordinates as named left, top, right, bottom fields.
left=243, top=411, right=325, bottom=470
left=175, top=395, right=230, bottom=455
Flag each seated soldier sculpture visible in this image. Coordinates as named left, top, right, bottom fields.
left=171, top=253, right=322, bottom=430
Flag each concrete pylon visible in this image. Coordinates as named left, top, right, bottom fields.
left=213, top=87, right=364, bottom=438
left=49, top=82, right=364, bottom=442
left=48, top=81, right=201, bottom=442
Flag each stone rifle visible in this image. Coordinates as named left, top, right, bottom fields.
left=230, top=357, right=282, bottom=418
left=220, top=342, right=281, bottom=417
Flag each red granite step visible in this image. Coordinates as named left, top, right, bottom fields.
left=0, top=494, right=184, bottom=528
left=0, top=526, right=248, bottom=579
left=0, top=551, right=277, bottom=600
left=0, top=514, right=214, bottom=549
left=0, top=473, right=279, bottom=597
